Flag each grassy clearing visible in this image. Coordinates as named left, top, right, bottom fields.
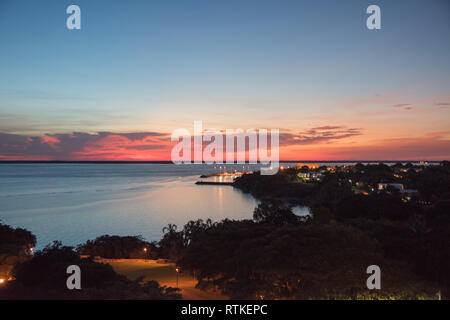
left=99, top=259, right=227, bottom=300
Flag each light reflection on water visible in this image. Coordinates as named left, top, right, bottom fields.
left=3, top=162, right=408, bottom=248
left=0, top=164, right=305, bottom=248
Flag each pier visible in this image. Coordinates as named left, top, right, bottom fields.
left=196, top=171, right=249, bottom=185
left=195, top=181, right=234, bottom=186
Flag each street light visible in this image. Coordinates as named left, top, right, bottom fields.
left=143, top=247, right=148, bottom=260
left=175, top=267, right=180, bottom=288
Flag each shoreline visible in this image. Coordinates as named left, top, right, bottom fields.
left=0, top=160, right=444, bottom=164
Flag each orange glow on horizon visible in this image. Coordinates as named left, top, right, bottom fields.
left=0, top=127, right=449, bottom=161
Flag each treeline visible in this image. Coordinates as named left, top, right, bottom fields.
left=1, top=162, right=448, bottom=299
left=151, top=202, right=448, bottom=299
left=216, top=162, right=450, bottom=299
left=0, top=225, right=180, bottom=300
left=234, top=162, right=450, bottom=205
left=1, top=198, right=448, bottom=299
left=77, top=235, right=158, bottom=259
left=0, top=224, right=36, bottom=280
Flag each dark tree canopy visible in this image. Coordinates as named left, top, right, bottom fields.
left=77, top=235, right=157, bottom=259
left=0, top=223, right=36, bottom=280
left=0, top=223, right=36, bottom=255
left=1, top=241, right=180, bottom=300
left=178, top=219, right=435, bottom=299
left=253, top=200, right=304, bottom=225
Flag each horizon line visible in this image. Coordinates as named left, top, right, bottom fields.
left=0, top=160, right=445, bottom=164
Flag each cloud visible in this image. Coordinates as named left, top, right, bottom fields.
left=280, top=131, right=450, bottom=161
left=391, top=103, right=413, bottom=111
left=123, top=144, right=168, bottom=150
left=311, top=126, right=343, bottom=130
left=322, top=135, right=450, bottom=161
left=0, top=131, right=172, bottom=160
left=279, top=126, right=362, bottom=146
left=0, top=126, right=362, bottom=160
left=1, top=127, right=449, bottom=161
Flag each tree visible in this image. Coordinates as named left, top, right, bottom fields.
left=0, top=223, right=36, bottom=280
left=179, top=220, right=435, bottom=299
left=77, top=235, right=157, bottom=259
left=159, top=224, right=184, bottom=261
left=1, top=242, right=180, bottom=300
left=253, top=200, right=302, bottom=225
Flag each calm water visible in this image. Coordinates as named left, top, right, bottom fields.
left=0, top=163, right=309, bottom=249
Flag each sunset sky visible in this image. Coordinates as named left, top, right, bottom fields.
left=0, top=0, right=449, bottom=160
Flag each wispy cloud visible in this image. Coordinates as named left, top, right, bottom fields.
left=0, top=131, right=172, bottom=160
left=279, top=126, right=362, bottom=146
left=1, top=126, right=449, bottom=161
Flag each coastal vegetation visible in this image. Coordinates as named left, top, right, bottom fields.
left=77, top=235, right=158, bottom=259
left=0, top=223, right=36, bottom=281
left=0, top=240, right=180, bottom=299
left=157, top=161, right=449, bottom=299
left=0, top=162, right=449, bottom=299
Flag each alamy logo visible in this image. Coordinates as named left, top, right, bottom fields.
left=66, top=265, right=81, bottom=290
left=366, top=265, right=381, bottom=290
left=66, top=5, right=81, bottom=30
left=66, top=5, right=381, bottom=31
left=171, top=121, right=279, bottom=175
left=366, top=5, right=381, bottom=30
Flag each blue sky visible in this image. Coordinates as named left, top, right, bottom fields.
left=0, top=0, right=449, bottom=160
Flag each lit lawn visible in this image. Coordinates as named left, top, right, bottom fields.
left=99, top=259, right=227, bottom=300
